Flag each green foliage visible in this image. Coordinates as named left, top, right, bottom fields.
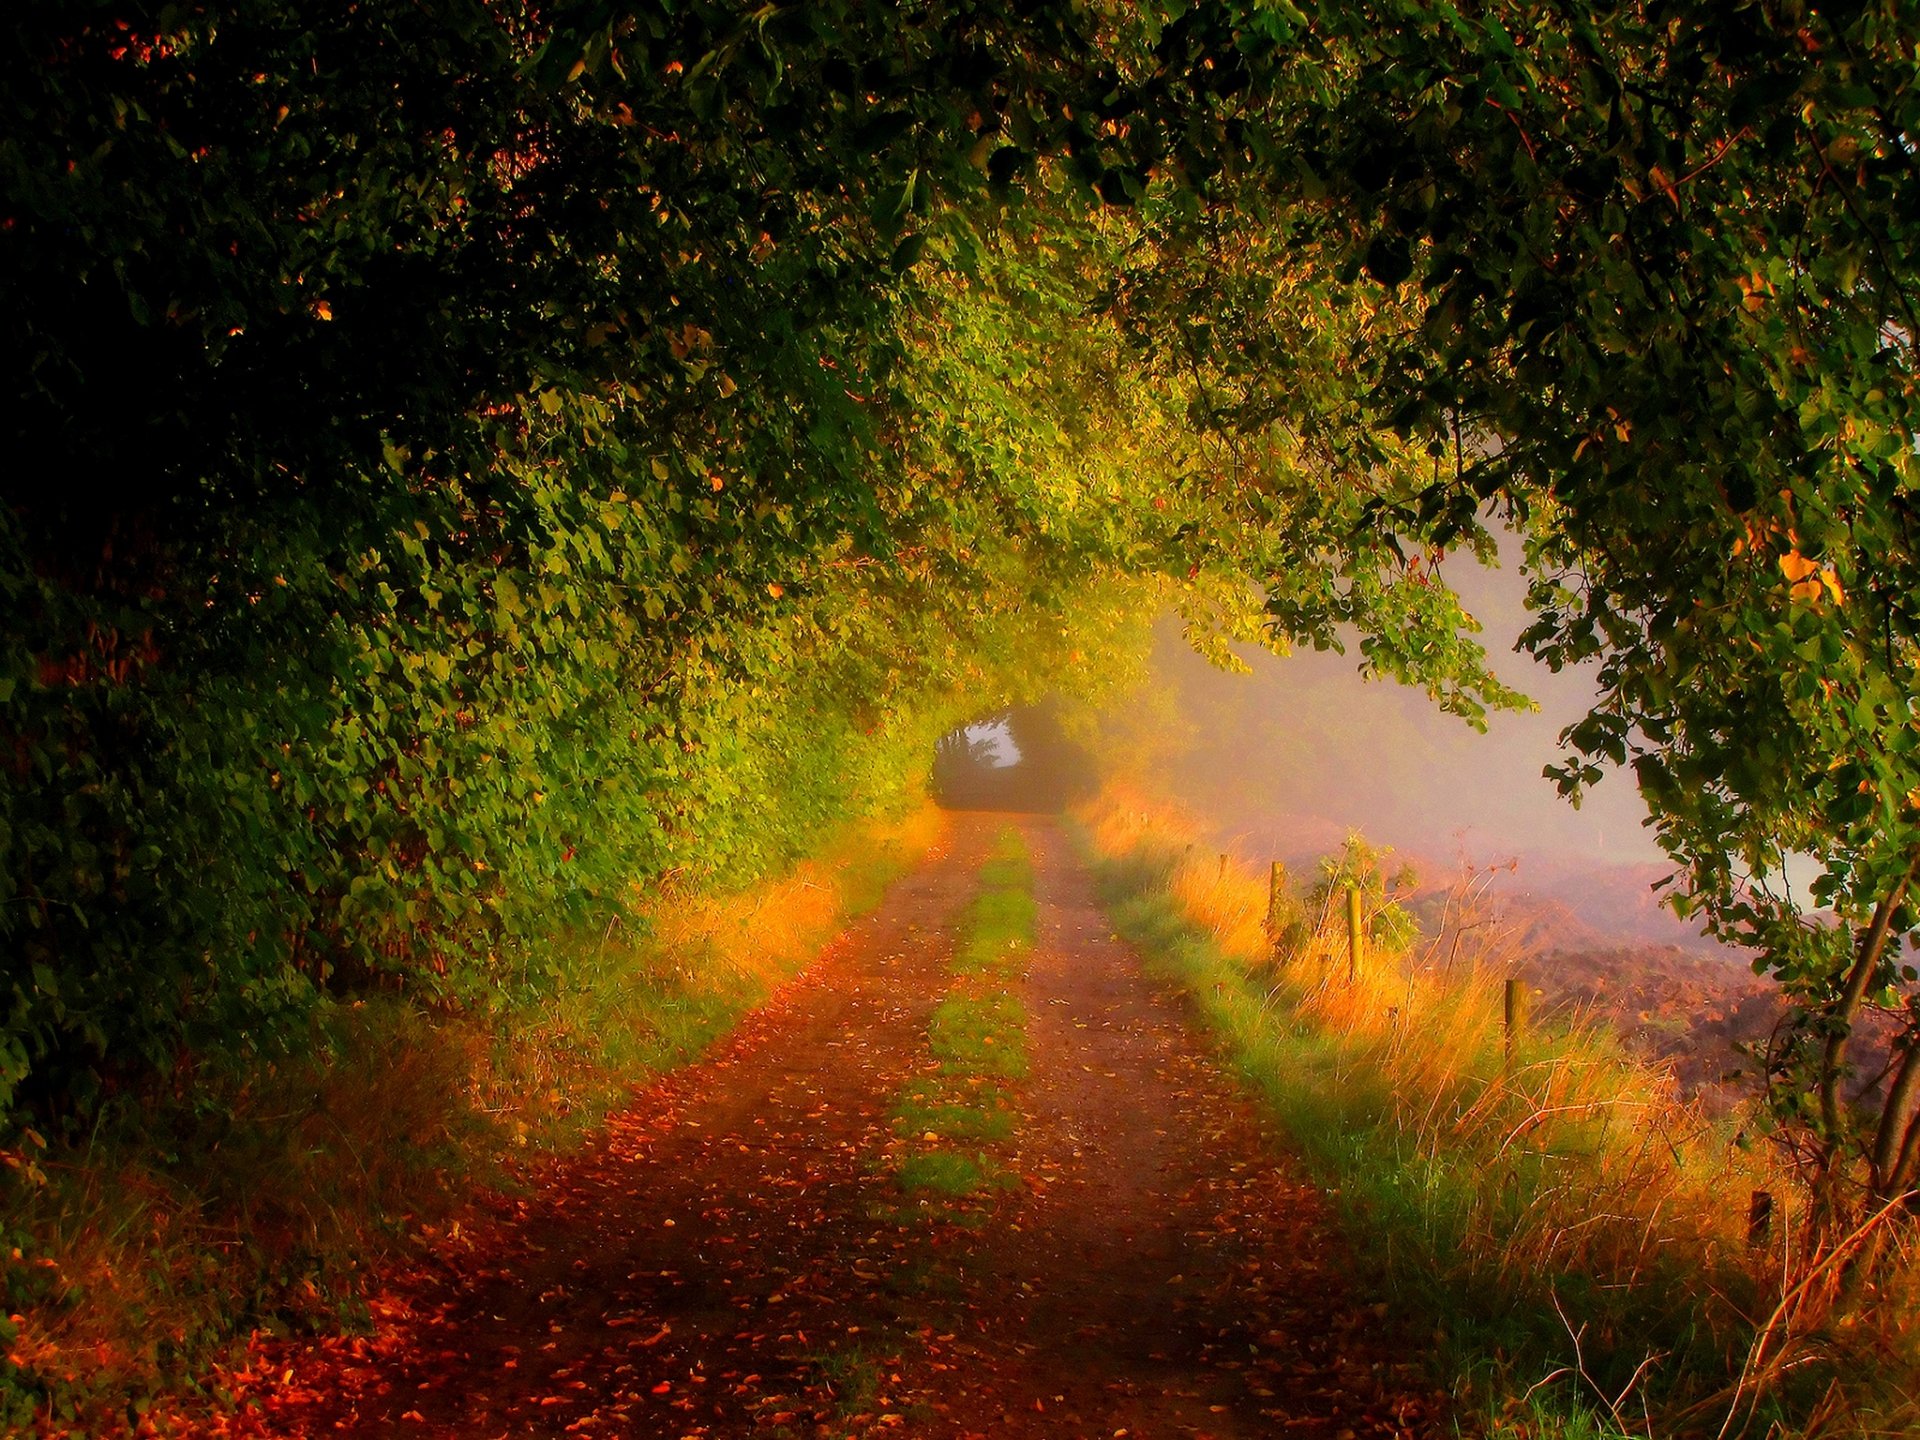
left=0, top=3, right=1161, bottom=1130
left=1086, top=0, right=1920, bottom=1217
left=1308, top=835, right=1422, bottom=958
left=11, top=0, right=1920, bottom=1250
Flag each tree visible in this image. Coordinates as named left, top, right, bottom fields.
left=9, top=0, right=1920, bottom=1275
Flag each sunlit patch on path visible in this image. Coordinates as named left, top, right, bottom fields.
left=190, top=816, right=1441, bottom=1439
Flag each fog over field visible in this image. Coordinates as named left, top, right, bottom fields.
left=1125, top=555, right=1727, bottom=958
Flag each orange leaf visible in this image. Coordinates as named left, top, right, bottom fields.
left=1779, top=551, right=1818, bottom=583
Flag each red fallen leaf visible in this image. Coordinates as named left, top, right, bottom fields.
left=650, top=1381, right=672, bottom=1395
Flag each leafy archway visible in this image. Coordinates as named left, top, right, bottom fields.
left=6, top=0, right=1920, bottom=1257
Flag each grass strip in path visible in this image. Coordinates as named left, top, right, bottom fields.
left=910, top=817, right=1447, bottom=1439
left=178, top=811, right=1451, bottom=1440
left=886, top=827, right=1032, bottom=1209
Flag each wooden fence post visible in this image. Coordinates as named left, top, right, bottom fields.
left=1504, top=977, right=1528, bottom=1065
left=1346, top=885, right=1365, bottom=983
left=1266, top=861, right=1287, bottom=949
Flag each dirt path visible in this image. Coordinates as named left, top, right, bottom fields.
left=209, top=814, right=1443, bottom=1440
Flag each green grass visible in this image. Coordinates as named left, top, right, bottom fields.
left=1078, top=835, right=1790, bottom=1440
left=977, top=853, right=1034, bottom=893
left=884, top=827, right=1033, bottom=1217
left=811, top=1341, right=882, bottom=1415
left=955, top=892, right=1037, bottom=972
left=928, top=993, right=1030, bottom=1078
left=896, top=1150, right=1013, bottom=1198
left=891, top=1075, right=1017, bottom=1144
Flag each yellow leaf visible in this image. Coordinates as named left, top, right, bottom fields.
left=1779, top=550, right=1818, bottom=583
left=1821, top=568, right=1845, bottom=604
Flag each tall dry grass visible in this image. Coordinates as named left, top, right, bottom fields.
left=483, top=802, right=946, bottom=1142
left=1077, top=784, right=1919, bottom=1438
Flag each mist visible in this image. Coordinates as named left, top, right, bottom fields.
left=1106, top=558, right=1722, bottom=957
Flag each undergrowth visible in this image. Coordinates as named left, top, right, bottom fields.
left=0, top=804, right=946, bottom=1433
left=887, top=827, right=1032, bottom=1211
left=1075, top=786, right=1920, bottom=1440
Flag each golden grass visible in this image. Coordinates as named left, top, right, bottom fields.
left=642, top=801, right=947, bottom=985
left=1075, top=784, right=1920, bottom=1438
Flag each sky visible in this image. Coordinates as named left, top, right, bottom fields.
left=962, top=718, right=1023, bottom=769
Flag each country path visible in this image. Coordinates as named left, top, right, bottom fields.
left=200, top=813, right=1444, bottom=1440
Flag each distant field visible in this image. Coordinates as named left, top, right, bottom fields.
left=1521, top=943, right=1904, bottom=1113
left=1208, top=822, right=1903, bottom=1113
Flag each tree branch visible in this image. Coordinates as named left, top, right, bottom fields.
left=1820, top=848, right=1920, bottom=1145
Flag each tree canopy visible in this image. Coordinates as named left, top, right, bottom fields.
left=6, top=0, right=1920, bottom=1223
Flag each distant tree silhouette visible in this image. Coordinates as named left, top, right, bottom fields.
left=933, top=702, right=1096, bottom=812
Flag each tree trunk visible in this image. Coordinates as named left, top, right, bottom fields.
left=1813, top=851, right=1919, bottom=1236
left=1871, top=1025, right=1920, bottom=1201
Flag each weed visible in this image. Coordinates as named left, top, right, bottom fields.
left=897, top=1150, right=1009, bottom=1197
left=891, top=1077, right=1016, bottom=1144
left=929, top=993, right=1030, bottom=1079
left=811, top=1341, right=882, bottom=1415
